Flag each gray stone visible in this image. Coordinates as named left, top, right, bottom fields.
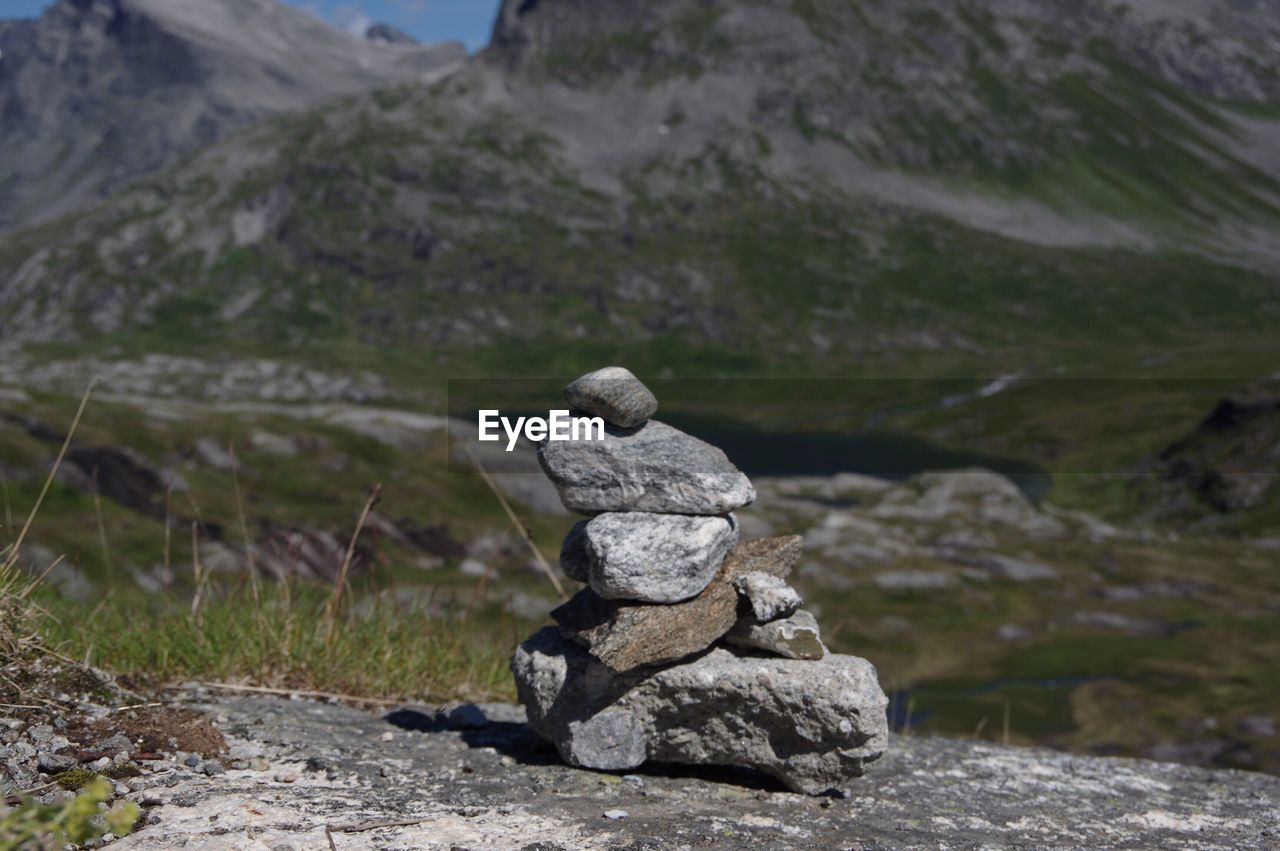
left=733, top=572, right=802, bottom=622
left=949, top=552, right=1059, bottom=582
left=1239, top=716, right=1276, bottom=737
left=553, top=536, right=803, bottom=673
left=558, top=520, right=591, bottom=583
left=36, top=751, right=76, bottom=772
left=4, top=759, right=37, bottom=791
left=512, top=628, right=888, bottom=794
left=584, top=512, right=738, bottom=603
left=563, top=708, right=647, bottom=770
left=564, top=367, right=658, bottom=429
left=997, top=623, right=1035, bottom=642
left=726, top=609, right=826, bottom=660
left=1075, top=610, right=1168, bottom=636
left=26, top=725, right=54, bottom=747
left=94, top=733, right=133, bottom=754
left=872, top=570, right=955, bottom=591
left=538, top=419, right=755, bottom=515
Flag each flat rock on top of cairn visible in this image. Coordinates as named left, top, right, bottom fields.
left=583, top=512, right=738, bottom=603
left=553, top=536, right=803, bottom=672
left=538, top=419, right=756, bottom=515
left=564, top=366, right=658, bottom=429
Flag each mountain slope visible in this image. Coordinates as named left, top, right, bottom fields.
left=1, top=0, right=1279, bottom=389
left=484, top=0, right=1280, bottom=248
left=0, top=0, right=465, bottom=230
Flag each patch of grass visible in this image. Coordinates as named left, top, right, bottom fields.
left=539, top=27, right=660, bottom=84
left=41, top=583, right=522, bottom=704
left=3, top=389, right=557, bottom=708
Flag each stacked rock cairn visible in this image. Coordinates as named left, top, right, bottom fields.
left=512, top=367, right=889, bottom=794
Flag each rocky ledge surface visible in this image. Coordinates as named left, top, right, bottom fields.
left=107, top=692, right=1278, bottom=850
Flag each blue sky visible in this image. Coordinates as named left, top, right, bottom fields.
left=4, top=1, right=504, bottom=51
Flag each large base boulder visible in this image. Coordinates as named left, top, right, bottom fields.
left=512, top=628, right=889, bottom=794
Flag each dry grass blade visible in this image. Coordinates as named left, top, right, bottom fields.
left=92, top=466, right=114, bottom=582
left=329, top=817, right=437, bottom=833
left=228, top=443, right=261, bottom=606
left=324, top=483, right=383, bottom=644
left=163, top=486, right=173, bottom=575
left=106, top=702, right=164, bottom=713
left=19, top=554, right=65, bottom=600
left=1, top=470, right=13, bottom=544
left=4, top=380, right=96, bottom=574
left=190, top=521, right=207, bottom=626
left=2, top=382, right=95, bottom=665
left=464, top=448, right=566, bottom=600
left=181, top=680, right=410, bottom=707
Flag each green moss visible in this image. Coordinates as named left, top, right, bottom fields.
left=539, top=28, right=660, bottom=83
left=54, top=769, right=98, bottom=791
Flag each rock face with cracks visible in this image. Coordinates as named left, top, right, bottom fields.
left=582, top=511, right=739, bottom=603
left=512, top=627, right=889, bottom=794
left=538, top=419, right=756, bottom=515
left=95, top=690, right=1280, bottom=850
left=552, top=535, right=804, bottom=672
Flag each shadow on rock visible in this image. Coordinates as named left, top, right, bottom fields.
left=384, top=705, right=562, bottom=766
left=383, top=704, right=795, bottom=792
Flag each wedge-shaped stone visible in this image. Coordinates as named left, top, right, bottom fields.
left=552, top=536, right=802, bottom=672
left=726, top=609, right=826, bottom=660
left=733, top=572, right=802, bottom=622
left=564, top=366, right=658, bottom=429
left=512, top=628, right=888, bottom=794
left=538, top=419, right=755, bottom=515
left=584, top=512, right=737, bottom=603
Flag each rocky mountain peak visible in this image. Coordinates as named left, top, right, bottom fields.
left=0, top=0, right=465, bottom=231
left=365, top=22, right=418, bottom=45
left=486, top=0, right=666, bottom=74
